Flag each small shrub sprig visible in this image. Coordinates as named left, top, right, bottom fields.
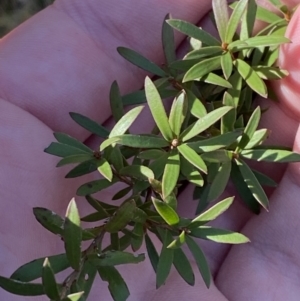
left=1, top=0, right=299, bottom=300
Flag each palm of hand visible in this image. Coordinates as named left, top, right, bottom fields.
left=1, top=0, right=300, bottom=300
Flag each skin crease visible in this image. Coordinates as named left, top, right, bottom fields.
left=1, top=0, right=300, bottom=300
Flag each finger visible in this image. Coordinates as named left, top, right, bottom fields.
left=0, top=0, right=213, bottom=140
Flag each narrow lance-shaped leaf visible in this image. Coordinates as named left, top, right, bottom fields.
left=221, top=52, right=233, bottom=80
left=212, top=0, right=229, bottom=42
left=77, top=179, right=115, bottom=196
left=97, top=158, right=113, bottom=181
left=56, top=154, right=93, bottom=167
left=54, top=132, right=93, bottom=153
left=145, top=77, right=173, bottom=141
left=240, top=0, right=257, bottom=40
left=42, top=258, right=60, bottom=300
left=167, top=231, right=186, bottom=249
left=186, top=88, right=207, bottom=118
left=117, top=47, right=166, bottom=77
left=199, top=72, right=232, bottom=88
left=152, top=197, right=180, bottom=226
left=119, top=165, right=154, bottom=180
left=180, top=155, right=204, bottom=187
left=110, top=80, right=124, bottom=122
left=244, top=128, right=269, bottom=149
left=184, top=46, right=223, bottom=60
left=162, top=13, right=176, bottom=65
left=62, top=292, right=85, bottom=301
left=63, top=198, right=82, bottom=271
left=240, top=149, right=300, bottom=162
left=162, top=149, right=180, bottom=199
left=221, top=92, right=236, bottom=133
left=252, top=169, right=277, bottom=187
left=65, top=159, right=98, bottom=178
left=185, top=235, right=211, bottom=288
left=44, top=142, right=89, bottom=158
left=145, top=234, right=159, bottom=273
left=243, top=35, right=290, bottom=48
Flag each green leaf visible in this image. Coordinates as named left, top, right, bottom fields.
left=145, top=77, right=173, bottom=141
left=69, top=112, right=109, bottom=138
left=77, top=179, right=115, bottom=196
left=65, top=159, right=98, bottom=178
left=241, top=149, right=300, bottom=162
left=109, top=106, right=144, bottom=138
left=235, top=158, right=269, bottom=210
left=244, top=128, right=269, bottom=149
left=117, top=47, right=166, bottom=77
left=186, top=89, right=207, bottom=118
left=228, top=71, right=243, bottom=107
left=162, top=149, right=180, bottom=198
left=98, top=266, right=130, bottom=301
left=42, top=258, right=60, bottom=300
left=167, top=19, right=220, bottom=46
left=169, top=90, right=188, bottom=137
left=62, top=292, right=85, bottom=301
left=180, top=106, right=233, bottom=142
left=54, top=132, right=93, bottom=153
left=105, top=200, right=136, bottom=233
left=191, top=196, right=234, bottom=225
left=256, top=5, right=282, bottom=23
left=10, top=253, right=69, bottom=282
left=97, top=158, right=113, bottom=181
left=145, top=234, right=159, bottom=273
left=156, top=230, right=174, bottom=288
left=183, top=56, right=222, bottom=82
left=221, top=52, right=233, bottom=79
left=252, top=66, right=289, bottom=80
left=178, top=144, right=207, bottom=173
left=152, top=197, right=180, bottom=226
left=112, top=186, right=132, bottom=200
left=225, top=0, right=248, bottom=43
left=167, top=231, right=186, bottom=249
left=244, top=35, right=290, bottom=48
left=44, top=142, right=89, bottom=158
left=110, top=81, right=124, bottom=122
left=185, top=235, right=211, bottom=288
left=234, top=59, right=267, bottom=98
left=187, top=131, right=240, bottom=152
left=199, top=72, right=232, bottom=88
left=189, top=226, right=250, bottom=244
left=119, top=165, right=154, bottom=180
left=212, top=0, right=229, bottom=42
left=201, top=149, right=232, bottom=163
left=180, top=156, right=204, bottom=187
left=240, top=0, right=257, bottom=39
left=0, top=276, right=44, bottom=296
left=221, top=92, right=236, bottom=133
left=63, top=198, right=82, bottom=270
left=184, top=46, right=223, bottom=60
left=88, top=251, right=145, bottom=266
left=162, top=13, right=176, bottom=65
left=131, top=223, right=144, bottom=251
left=173, top=248, right=195, bottom=285
left=252, top=169, right=277, bottom=187
left=56, top=154, right=94, bottom=167
left=138, top=149, right=166, bottom=160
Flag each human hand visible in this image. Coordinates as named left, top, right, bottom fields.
left=1, top=0, right=300, bottom=300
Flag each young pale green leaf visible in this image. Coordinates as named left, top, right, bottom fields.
left=63, top=198, right=82, bottom=271
left=109, top=106, right=144, bottom=138
left=110, top=81, right=124, bottom=122
left=178, top=144, right=207, bottom=173
left=54, top=132, right=93, bottom=153
left=105, top=200, right=136, bottom=233
left=138, top=149, right=166, bottom=160
left=62, top=292, right=85, bottom=301
left=256, top=5, right=282, bottom=23
left=183, top=56, right=222, bottom=82
left=119, top=165, right=155, bottom=180
left=252, top=169, right=277, bottom=187
left=44, top=142, right=89, bottom=158
left=189, top=226, right=250, bottom=244
left=88, top=251, right=145, bottom=267
left=117, top=47, right=166, bottom=77
left=42, top=258, right=60, bottom=300
left=77, top=179, right=115, bottom=196
left=252, top=66, right=289, bottom=80
left=244, top=129, right=269, bottom=149
left=187, top=131, right=241, bottom=152
left=180, top=156, right=204, bottom=187
left=10, top=253, right=69, bottom=283
left=199, top=72, right=232, bottom=88
left=236, top=106, right=261, bottom=152
left=191, top=196, right=234, bottom=225
left=263, top=47, right=279, bottom=66
left=234, top=59, right=267, bottom=98
left=145, top=234, right=159, bottom=273
left=184, top=46, right=223, bottom=60
left=241, top=149, right=300, bottom=162
left=152, top=197, right=180, bottom=226
left=235, top=158, right=269, bottom=210
left=65, top=159, right=98, bottom=178
left=162, top=13, right=176, bottom=65
left=181, top=106, right=233, bottom=142
left=162, top=149, right=180, bottom=198
left=167, top=231, right=186, bottom=249
left=212, top=0, right=229, bottom=42
left=98, top=266, right=130, bottom=301
left=240, top=0, right=257, bottom=40
left=244, top=35, right=290, bottom=48
left=221, top=52, right=233, bottom=80
left=166, top=19, right=220, bottom=46
left=225, top=0, right=248, bottom=43
left=0, top=276, right=44, bottom=296
left=186, top=89, right=207, bottom=118
left=145, top=77, right=173, bottom=141
left=169, top=90, right=188, bottom=137
left=69, top=112, right=109, bottom=138
left=173, top=248, right=195, bottom=286
left=185, top=235, right=211, bottom=288
left=56, top=154, right=94, bottom=167
left=97, top=158, right=113, bottom=181
left=156, top=230, right=175, bottom=288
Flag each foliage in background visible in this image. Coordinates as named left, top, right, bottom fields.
left=0, top=0, right=299, bottom=300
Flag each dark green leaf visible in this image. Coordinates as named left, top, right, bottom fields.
left=221, top=92, right=236, bottom=133
left=167, top=19, right=220, bottom=46
left=117, top=47, right=166, bottom=77
left=69, top=112, right=109, bottom=138
left=110, top=81, right=124, bottom=122
left=54, top=132, right=93, bottom=153
left=98, top=266, right=130, bottom=301
left=221, top=52, right=233, bottom=79
left=56, top=154, right=94, bottom=167
left=180, top=156, right=204, bottom=186
left=184, top=46, right=223, bottom=60
left=173, top=248, right=195, bottom=285
left=241, top=149, right=300, bottom=162
left=185, top=235, right=211, bottom=288
left=76, top=179, right=115, bottom=196
left=65, top=159, right=98, bottom=178
left=152, top=197, right=180, bottom=226
left=162, top=13, right=176, bottom=65
left=145, top=234, right=159, bottom=273
left=252, top=169, right=277, bottom=187
left=112, top=186, right=132, bottom=200
left=42, top=258, right=60, bottom=300
left=119, top=165, right=154, bottom=180
left=97, top=158, right=113, bottom=181
left=201, top=149, right=232, bottom=163
left=228, top=71, right=243, bottom=107
left=167, top=231, right=186, bottom=249
left=252, top=66, right=289, bottom=80
left=131, top=223, right=144, bottom=251
left=212, top=0, right=229, bottom=42
left=44, top=142, right=89, bottom=158
left=138, top=149, right=166, bottom=160
left=63, top=198, right=82, bottom=270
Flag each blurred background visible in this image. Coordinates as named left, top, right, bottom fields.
left=0, top=0, right=54, bottom=37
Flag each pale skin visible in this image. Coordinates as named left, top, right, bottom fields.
left=1, top=0, right=300, bottom=300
